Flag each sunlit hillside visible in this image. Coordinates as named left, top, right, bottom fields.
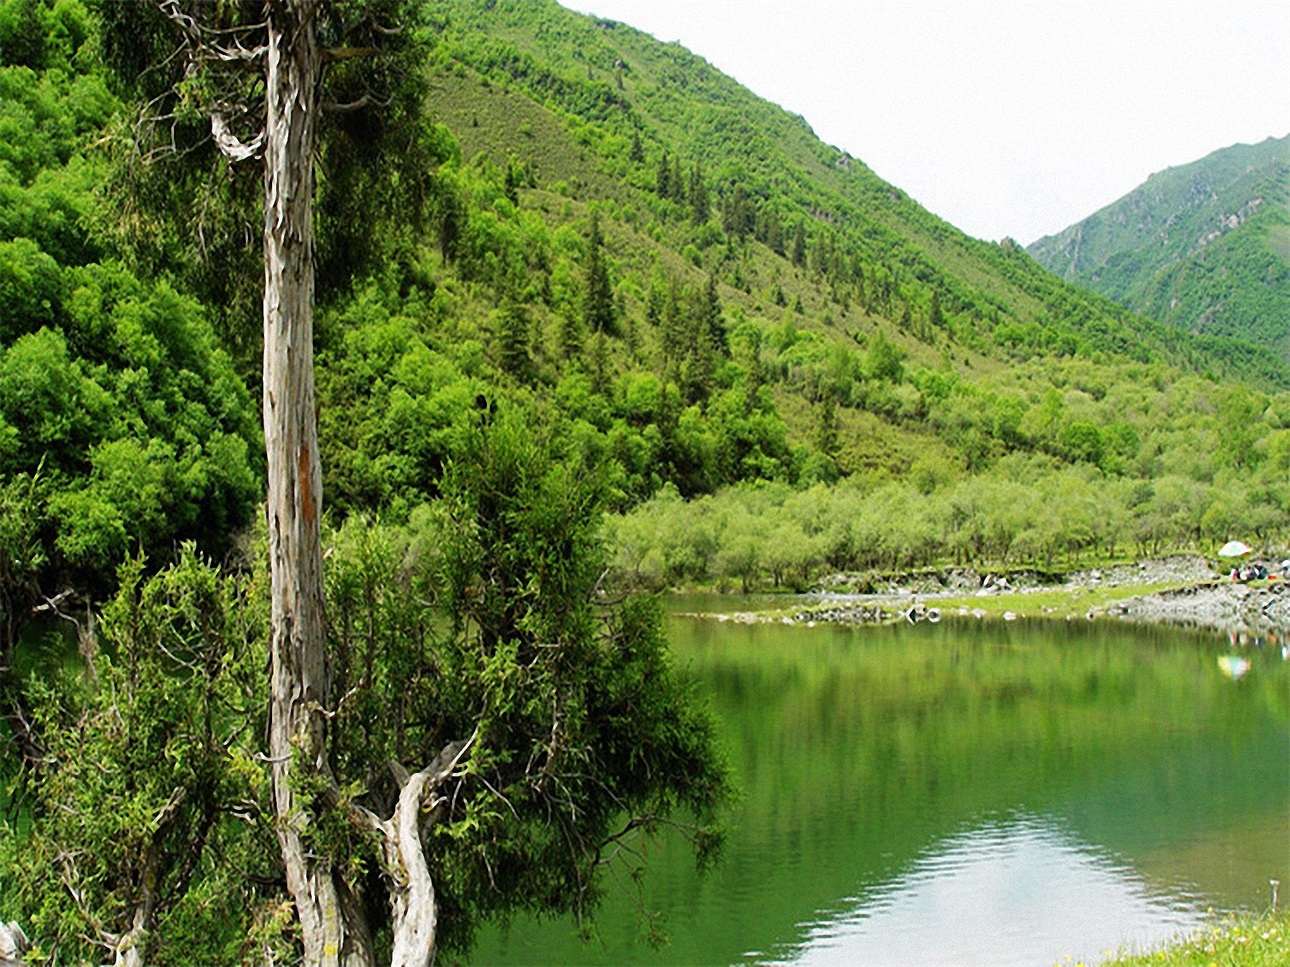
left=1029, top=135, right=1290, bottom=359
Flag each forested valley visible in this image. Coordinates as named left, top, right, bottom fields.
left=0, top=0, right=1287, bottom=963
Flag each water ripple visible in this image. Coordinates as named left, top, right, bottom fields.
left=757, top=812, right=1206, bottom=967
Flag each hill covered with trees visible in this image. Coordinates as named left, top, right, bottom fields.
left=1, top=0, right=1289, bottom=960
left=1028, top=135, right=1290, bottom=358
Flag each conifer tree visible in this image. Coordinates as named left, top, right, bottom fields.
left=690, top=161, right=709, bottom=223
left=701, top=272, right=728, bottom=357
left=816, top=395, right=840, bottom=457
left=496, top=297, right=532, bottom=381
left=46, top=6, right=729, bottom=966
left=791, top=218, right=807, bottom=267
left=559, top=309, right=584, bottom=363
left=660, top=278, right=685, bottom=376
left=503, top=155, right=523, bottom=206
left=584, top=211, right=614, bottom=335
left=589, top=329, right=612, bottom=396
left=929, top=289, right=944, bottom=329
left=656, top=149, right=671, bottom=199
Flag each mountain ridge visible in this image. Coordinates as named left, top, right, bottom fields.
left=1027, top=135, right=1290, bottom=358
left=422, top=1, right=1288, bottom=387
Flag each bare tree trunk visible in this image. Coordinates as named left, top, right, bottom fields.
left=375, top=738, right=472, bottom=967
left=261, top=3, right=371, bottom=964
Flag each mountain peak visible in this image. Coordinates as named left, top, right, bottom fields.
left=1027, top=135, right=1290, bottom=358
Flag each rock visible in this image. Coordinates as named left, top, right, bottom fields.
left=0, top=921, right=28, bottom=965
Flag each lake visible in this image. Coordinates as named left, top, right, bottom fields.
left=469, top=602, right=1289, bottom=966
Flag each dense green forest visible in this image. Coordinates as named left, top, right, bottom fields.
left=1028, top=135, right=1290, bottom=358
left=0, top=0, right=1288, bottom=961
left=4, top=0, right=1287, bottom=601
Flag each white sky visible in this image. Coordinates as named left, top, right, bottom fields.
left=559, top=1, right=1290, bottom=244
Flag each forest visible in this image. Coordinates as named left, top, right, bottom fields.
left=0, top=0, right=1287, bottom=963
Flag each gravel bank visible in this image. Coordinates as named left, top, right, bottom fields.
left=1105, top=581, right=1290, bottom=635
left=1063, top=555, right=1216, bottom=589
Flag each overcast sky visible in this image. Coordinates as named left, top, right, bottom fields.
left=559, top=1, right=1290, bottom=245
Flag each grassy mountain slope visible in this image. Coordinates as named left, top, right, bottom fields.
left=422, top=0, right=1289, bottom=389
left=4, top=0, right=1289, bottom=608
left=1028, top=135, right=1290, bottom=358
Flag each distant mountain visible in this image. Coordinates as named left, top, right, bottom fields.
left=1027, top=136, right=1290, bottom=358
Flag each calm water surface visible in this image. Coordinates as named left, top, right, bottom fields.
left=470, top=604, right=1290, bottom=966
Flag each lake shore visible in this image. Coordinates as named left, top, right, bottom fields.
left=678, top=554, right=1290, bottom=638
left=1096, top=907, right=1288, bottom=967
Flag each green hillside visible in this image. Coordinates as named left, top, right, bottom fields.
left=420, top=1, right=1288, bottom=387
left=2, top=0, right=1288, bottom=608
left=3, top=0, right=1290, bottom=959
left=1027, top=135, right=1290, bottom=358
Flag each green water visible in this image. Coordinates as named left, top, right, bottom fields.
left=470, top=610, right=1290, bottom=966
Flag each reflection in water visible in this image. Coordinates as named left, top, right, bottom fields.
left=759, top=814, right=1204, bottom=967
left=471, top=614, right=1288, bottom=966
left=1217, top=655, right=1251, bottom=680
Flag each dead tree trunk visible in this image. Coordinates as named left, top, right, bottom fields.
left=353, top=736, right=473, bottom=967
left=261, top=3, right=371, bottom=964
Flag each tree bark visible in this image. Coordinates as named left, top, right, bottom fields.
left=261, top=3, right=371, bottom=964
left=378, top=738, right=472, bottom=967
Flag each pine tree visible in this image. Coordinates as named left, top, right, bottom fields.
left=701, top=272, right=728, bottom=357
left=929, top=289, right=944, bottom=329
left=660, top=278, right=685, bottom=375
left=588, top=329, right=612, bottom=396
left=584, top=211, right=614, bottom=335
left=689, top=161, right=709, bottom=223
left=503, top=155, right=523, bottom=206
left=559, top=310, right=584, bottom=363
left=656, top=150, right=671, bottom=199
left=791, top=219, right=807, bottom=267
left=496, top=298, right=532, bottom=380
left=816, top=395, right=840, bottom=457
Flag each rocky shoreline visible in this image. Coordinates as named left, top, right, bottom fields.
left=681, top=554, right=1290, bottom=637
left=1104, top=580, right=1289, bottom=636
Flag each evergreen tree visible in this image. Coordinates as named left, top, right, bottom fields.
left=689, top=161, right=709, bottom=223
left=660, top=278, right=685, bottom=376
left=584, top=211, right=614, bottom=335
left=496, top=297, right=532, bottom=381
left=589, top=329, right=612, bottom=396
left=656, top=150, right=671, bottom=199
left=816, top=395, right=840, bottom=457
left=761, top=207, right=785, bottom=255
left=701, top=272, right=728, bottom=357
left=503, top=155, right=524, bottom=206
left=559, top=309, right=584, bottom=363
left=791, top=218, right=807, bottom=267
left=929, top=289, right=944, bottom=329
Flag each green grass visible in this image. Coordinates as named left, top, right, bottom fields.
left=931, top=582, right=1184, bottom=622
left=1079, top=909, right=1290, bottom=966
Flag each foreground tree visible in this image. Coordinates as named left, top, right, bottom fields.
left=4, top=414, right=726, bottom=965
left=67, top=3, right=729, bottom=964
left=101, top=0, right=355, bottom=956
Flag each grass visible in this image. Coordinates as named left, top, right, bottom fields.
left=930, top=581, right=1184, bottom=622
left=1076, top=908, right=1290, bottom=966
